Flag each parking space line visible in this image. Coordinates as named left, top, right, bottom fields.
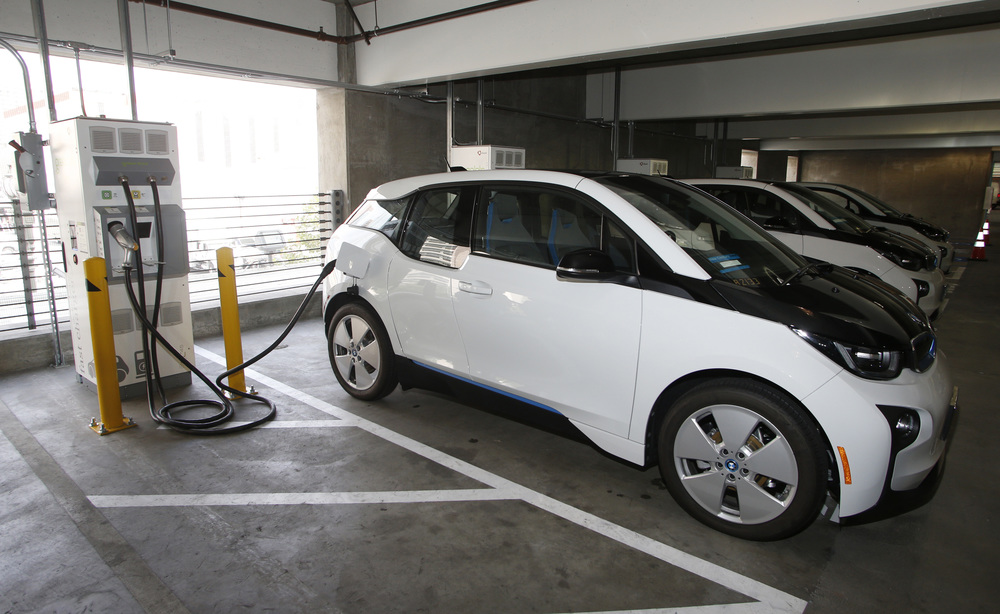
left=556, top=604, right=776, bottom=614
left=143, top=346, right=808, bottom=613
left=156, top=419, right=348, bottom=429
left=89, top=488, right=517, bottom=508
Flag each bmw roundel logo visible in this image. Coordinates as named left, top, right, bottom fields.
left=725, top=459, right=739, bottom=472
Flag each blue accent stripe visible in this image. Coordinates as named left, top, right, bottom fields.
left=414, top=361, right=564, bottom=416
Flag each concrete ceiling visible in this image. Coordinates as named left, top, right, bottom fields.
left=344, top=0, right=1000, bottom=151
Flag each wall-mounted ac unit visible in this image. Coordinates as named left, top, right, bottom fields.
left=450, top=145, right=525, bottom=170
left=616, top=158, right=669, bottom=175
left=716, top=166, right=754, bottom=179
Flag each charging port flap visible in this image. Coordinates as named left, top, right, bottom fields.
left=335, top=242, right=371, bottom=279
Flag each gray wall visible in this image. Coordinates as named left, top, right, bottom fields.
left=335, top=73, right=612, bottom=212
left=800, top=148, right=992, bottom=242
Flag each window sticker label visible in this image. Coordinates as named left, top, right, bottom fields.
left=708, top=253, right=740, bottom=263
left=708, top=253, right=749, bottom=274
left=719, top=264, right=750, bottom=274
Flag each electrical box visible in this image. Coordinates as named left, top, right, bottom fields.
left=13, top=131, right=52, bottom=210
left=450, top=145, right=525, bottom=170
left=616, top=158, right=669, bottom=175
left=716, top=166, right=754, bottom=179
left=50, top=117, right=193, bottom=399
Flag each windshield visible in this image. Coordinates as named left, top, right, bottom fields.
left=843, top=185, right=904, bottom=218
left=596, top=175, right=806, bottom=288
left=779, top=183, right=873, bottom=234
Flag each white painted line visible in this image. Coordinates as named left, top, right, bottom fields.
left=156, top=419, right=348, bottom=430
left=166, top=346, right=809, bottom=613
left=90, top=488, right=516, bottom=508
left=557, top=604, right=777, bottom=614
left=948, top=265, right=966, bottom=282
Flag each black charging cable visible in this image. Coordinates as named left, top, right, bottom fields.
left=117, top=177, right=338, bottom=435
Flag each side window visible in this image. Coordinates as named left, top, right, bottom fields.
left=474, top=186, right=610, bottom=268
left=747, top=192, right=799, bottom=230
left=399, top=187, right=472, bottom=268
left=816, top=191, right=856, bottom=213
left=604, top=217, right=636, bottom=273
left=707, top=188, right=749, bottom=216
left=348, top=198, right=407, bottom=240
left=472, top=186, right=637, bottom=273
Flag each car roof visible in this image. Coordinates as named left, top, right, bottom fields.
left=681, top=178, right=834, bottom=230
left=365, top=169, right=590, bottom=200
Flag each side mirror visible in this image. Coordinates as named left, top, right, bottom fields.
left=556, top=248, right=616, bottom=281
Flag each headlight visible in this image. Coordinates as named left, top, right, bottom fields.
left=792, top=328, right=903, bottom=380
left=881, top=250, right=922, bottom=271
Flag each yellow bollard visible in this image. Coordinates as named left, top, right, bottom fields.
left=216, top=247, right=247, bottom=393
left=84, top=257, right=136, bottom=435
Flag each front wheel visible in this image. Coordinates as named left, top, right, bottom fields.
left=658, top=379, right=827, bottom=540
left=328, top=302, right=397, bottom=401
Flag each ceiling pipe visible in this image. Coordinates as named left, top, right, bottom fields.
left=30, top=0, right=57, bottom=123
left=349, top=0, right=538, bottom=42
left=128, top=0, right=348, bottom=43
left=119, top=0, right=139, bottom=120
left=127, top=0, right=537, bottom=46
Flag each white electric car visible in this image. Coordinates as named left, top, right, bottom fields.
left=796, top=182, right=955, bottom=273
left=322, top=170, right=957, bottom=540
left=684, top=179, right=947, bottom=320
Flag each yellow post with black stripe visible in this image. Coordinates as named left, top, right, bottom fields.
left=216, top=247, right=247, bottom=393
left=84, top=257, right=136, bottom=435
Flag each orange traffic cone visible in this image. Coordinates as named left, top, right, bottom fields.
left=970, top=230, right=987, bottom=261
left=984, top=220, right=991, bottom=246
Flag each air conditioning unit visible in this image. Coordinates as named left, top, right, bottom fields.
left=716, top=166, right=754, bottom=179
left=616, top=158, right=669, bottom=175
left=450, top=145, right=525, bottom=170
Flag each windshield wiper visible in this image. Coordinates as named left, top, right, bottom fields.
left=781, top=262, right=820, bottom=286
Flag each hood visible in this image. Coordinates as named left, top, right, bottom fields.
left=894, top=214, right=950, bottom=242
left=711, top=265, right=930, bottom=352
left=865, top=228, right=937, bottom=271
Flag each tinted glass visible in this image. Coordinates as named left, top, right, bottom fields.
left=473, top=185, right=634, bottom=272
left=779, top=184, right=872, bottom=234
left=348, top=198, right=407, bottom=240
left=399, top=187, right=472, bottom=268
left=596, top=176, right=805, bottom=287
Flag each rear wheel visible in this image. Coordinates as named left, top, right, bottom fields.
left=658, top=379, right=827, bottom=540
left=328, top=302, right=397, bottom=401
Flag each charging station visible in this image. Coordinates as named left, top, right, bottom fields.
left=51, top=117, right=194, bottom=400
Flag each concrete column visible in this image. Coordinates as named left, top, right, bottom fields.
left=317, top=88, right=351, bottom=211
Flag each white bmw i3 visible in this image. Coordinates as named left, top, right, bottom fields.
left=322, top=170, right=958, bottom=540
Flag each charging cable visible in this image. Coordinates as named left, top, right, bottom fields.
left=117, top=177, right=337, bottom=434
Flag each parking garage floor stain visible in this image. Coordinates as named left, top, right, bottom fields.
left=2, top=221, right=998, bottom=613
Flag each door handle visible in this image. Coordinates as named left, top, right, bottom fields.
left=458, top=280, right=493, bottom=296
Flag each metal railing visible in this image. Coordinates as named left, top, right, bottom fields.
left=0, top=192, right=339, bottom=337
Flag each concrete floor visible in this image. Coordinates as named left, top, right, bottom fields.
left=1, top=235, right=997, bottom=613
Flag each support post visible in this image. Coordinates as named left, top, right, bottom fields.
left=84, top=257, right=135, bottom=435
left=216, top=247, right=246, bottom=393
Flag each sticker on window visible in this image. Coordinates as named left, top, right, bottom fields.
left=708, top=253, right=750, bottom=274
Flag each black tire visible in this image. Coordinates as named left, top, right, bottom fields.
left=657, top=378, right=827, bottom=541
left=327, top=302, right=397, bottom=401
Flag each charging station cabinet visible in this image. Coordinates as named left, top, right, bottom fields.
left=51, top=117, right=194, bottom=399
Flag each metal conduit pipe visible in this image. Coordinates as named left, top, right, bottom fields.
left=128, top=0, right=347, bottom=43
left=0, top=38, right=37, bottom=132
left=127, top=0, right=538, bottom=45
left=356, top=0, right=539, bottom=41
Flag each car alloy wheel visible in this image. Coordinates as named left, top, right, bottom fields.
left=658, top=379, right=827, bottom=540
left=328, top=302, right=397, bottom=401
